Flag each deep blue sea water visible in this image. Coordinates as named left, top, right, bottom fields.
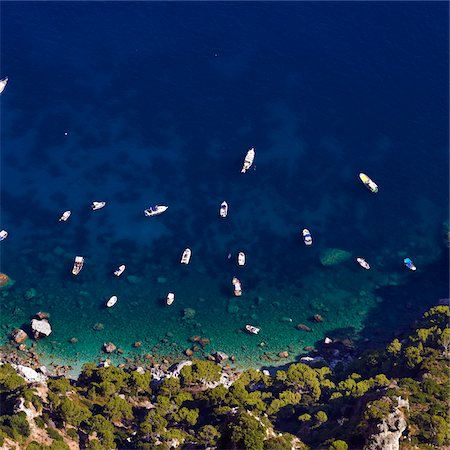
left=1, top=2, right=448, bottom=372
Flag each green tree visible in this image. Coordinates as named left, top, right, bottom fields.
left=315, top=410, right=328, bottom=423
left=0, top=364, right=26, bottom=392
left=26, top=442, right=44, bottom=450
left=48, top=378, right=72, bottom=394
left=172, top=407, right=199, bottom=426
left=9, top=411, right=31, bottom=439
left=89, top=414, right=116, bottom=449
left=104, top=396, right=133, bottom=422
left=227, top=410, right=265, bottom=450
left=58, top=397, right=92, bottom=426
left=197, top=424, right=221, bottom=447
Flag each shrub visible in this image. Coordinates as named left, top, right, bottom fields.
left=27, top=442, right=44, bottom=450
left=34, top=416, right=46, bottom=429
left=49, top=441, right=70, bottom=450
left=66, top=427, right=79, bottom=441
left=47, top=427, right=63, bottom=441
left=329, top=440, right=348, bottom=450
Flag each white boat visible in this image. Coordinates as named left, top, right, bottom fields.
left=359, top=173, right=378, bottom=193
left=219, top=201, right=228, bottom=218
left=144, top=205, right=168, bottom=217
left=232, top=277, right=242, bottom=296
left=181, top=248, right=192, bottom=264
left=72, top=256, right=84, bottom=275
left=245, top=324, right=260, bottom=335
left=59, top=210, right=71, bottom=222
left=237, top=252, right=246, bottom=266
left=114, top=265, right=126, bottom=277
left=404, top=257, right=417, bottom=271
left=0, top=230, right=8, bottom=241
left=106, top=295, right=118, bottom=308
left=0, top=77, right=8, bottom=95
left=302, top=229, right=313, bottom=246
left=91, top=201, right=106, bottom=210
left=356, top=257, right=370, bottom=270
left=241, top=147, right=255, bottom=173
left=166, top=292, right=175, bottom=305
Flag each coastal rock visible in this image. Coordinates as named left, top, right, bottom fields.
left=364, top=397, right=408, bottom=450
left=24, top=288, right=37, bottom=300
left=278, top=351, right=289, bottom=358
left=324, top=337, right=333, bottom=344
left=320, top=248, right=352, bottom=266
left=103, top=342, right=117, bottom=353
left=30, top=318, right=52, bottom=339
left=34, top=312, right=49, bottom=320
left=13, top=364, right=47, bottom=383
left=11, top=328, right=28, bottom=344
left=313, top=314, right=324, bottom=322
left=185, top=348, right=194, bottom=357
left=213, top=351, right=229, bottom=363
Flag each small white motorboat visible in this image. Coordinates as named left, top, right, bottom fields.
left=237, top=252, right=246, bottom=266
left=181, top=248, right=192, bottom=264
left=144, top=205, right=168, bottom=217
left=302, top=229, right=313, bottom=246
left=106, top=295, right=118, bottom=308
left=166, top=292, right=175, bottom=305
left=356, top=258, right=370, bottom=270
left=114, top=265, right=126, bottom=277
left=0, top=230, right=8, bottom=241
left=72, top=256, right=84, bottom=275
left=359, top=173, right=378, bottom=193
left=241, top=147, right=255, bottom=173
left=245, top=324, right=260, bottom=335
left=232, top=277, right=242, bottom=296
left=91, top=201, right=106, bottom=210
left=403, top=257, right=417, bottom=271
left=219, top=201, right=228, bottom=218
left=0, top=77, right=8, bottom=95
left=59, top=210, right=71, bottom=222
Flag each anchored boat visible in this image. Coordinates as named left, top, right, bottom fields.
left=72, top=256, right=84, bottom=275
left=106, top=295, right=118, bottom=308
left=302, top=229, right=313, bottom=246
left=144, top=205, right=168, bottom=217
left=0, top=77, right=8, bottom=95
left=219, top=201, right=228, bottom=218
left=245, top=324, right=260, bottom=335
left=59, top=211, right=71, bottom=222
left=91, top=201, right=106, bottom=210
left=181, top=248, right=192, bottom=264
left=241, top=147, right=255, bottom=173
left=359, top=173, right=378, bottom=193
left=114, top=265, right=126, bottom=277
left=356, top=258, right=370, bottom=270
left=237, top=252, right=246, bottom=266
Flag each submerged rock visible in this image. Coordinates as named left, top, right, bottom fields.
left=320, top=248, right=352, bottom=266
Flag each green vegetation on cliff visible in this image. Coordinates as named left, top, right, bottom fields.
left=0, top=305, right=448, bottom=449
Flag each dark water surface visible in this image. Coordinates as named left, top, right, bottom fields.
left=1, top=2, right=448, bottom=371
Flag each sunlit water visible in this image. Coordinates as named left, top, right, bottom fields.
left=1, top=2, right=448, bottom=372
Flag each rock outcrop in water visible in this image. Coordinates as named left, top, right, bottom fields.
left=30, top=318, right=52, bottom=339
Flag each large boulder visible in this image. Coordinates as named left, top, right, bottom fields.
left=10, top=328, right=28, bottom=344
left=320, top=248, right=352, bottom=266
left=103, top=342, right=117, bottom=353
left=213, top=351, right=229, bottom=363
left=30, top=318, right=52, bottom=339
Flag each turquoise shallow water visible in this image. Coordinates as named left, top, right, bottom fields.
left=1, top=2, right=449, bottom=373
